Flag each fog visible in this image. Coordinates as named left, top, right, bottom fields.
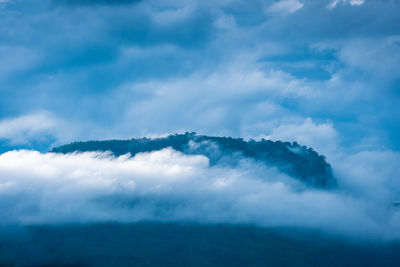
left=0, top=148, right=399, bottom=241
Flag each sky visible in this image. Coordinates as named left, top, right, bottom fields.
left=0, top=0, right=399, bottom=152
left=0, top=0, right=400, bottom=240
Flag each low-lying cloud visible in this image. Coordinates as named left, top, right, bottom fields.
left=0, top=148, right=399, bottom=241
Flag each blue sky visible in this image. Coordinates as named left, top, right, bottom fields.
left=0, top=0, right=399, bottom=154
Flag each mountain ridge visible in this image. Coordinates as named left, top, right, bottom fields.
left=51, top=132, right=335, bottom=188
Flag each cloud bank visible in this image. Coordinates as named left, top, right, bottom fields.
left=0, top=148, right=399, bottom=240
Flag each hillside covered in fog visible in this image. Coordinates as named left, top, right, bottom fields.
left=52, top=133, right=334, bottom=188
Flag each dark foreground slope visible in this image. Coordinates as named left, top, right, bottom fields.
left=52, top=133, right=334, bottom=188
left=0, top=223, right=399, bottom=267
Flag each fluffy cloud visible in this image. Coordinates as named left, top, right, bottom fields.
left=0, top=148, right=399, bottom=240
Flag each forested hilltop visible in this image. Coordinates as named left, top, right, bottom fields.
left=52, top=133, right=334, bottom=188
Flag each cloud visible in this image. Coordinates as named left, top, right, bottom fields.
left=327, top=1, right=339, bottom=9
left=337, top=36, right=400, bottom=82
left=0, top=111, right=82, bottom=150
left=114, top=62, right=317, bottom=139
left=334, top=150, right=400, bottom=203
left=350, top=0, right=365, bottom=5
left=0, top=0, right=399, bottom=151
left=54, top=0, right=142, bottom=7
left=0, top=148, right=399, bottom=240
left=267, top=0, right=304, bottom=15
left=0, top=112, right=59, bottom=145
left=328, top=0, right=365, bottom=9
left=268, top=118, right=339, bottom=156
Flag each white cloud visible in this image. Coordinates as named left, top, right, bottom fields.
left=0, top=111, right=82, bottom=148
left=0, top=112, right=59, bottom=145
left=327, top=0, right=339, bottom=9
left=328, top=0, right=365, bottom=9
left=350, top=0, right=365, bottom=6
left=0, top=148, right=399, bottom=240
left=117, top=62, right=317, bottom=138
left=268, top=118, right=339, bottom=156
left=267, top=0, right=304, bottom=15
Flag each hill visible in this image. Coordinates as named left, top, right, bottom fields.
left=1, top=223, right=399, bottom=267
left=52, top=132, right=335, bottom=188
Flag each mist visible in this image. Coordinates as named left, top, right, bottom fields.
left=0, top=147, right=399, bottom=241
